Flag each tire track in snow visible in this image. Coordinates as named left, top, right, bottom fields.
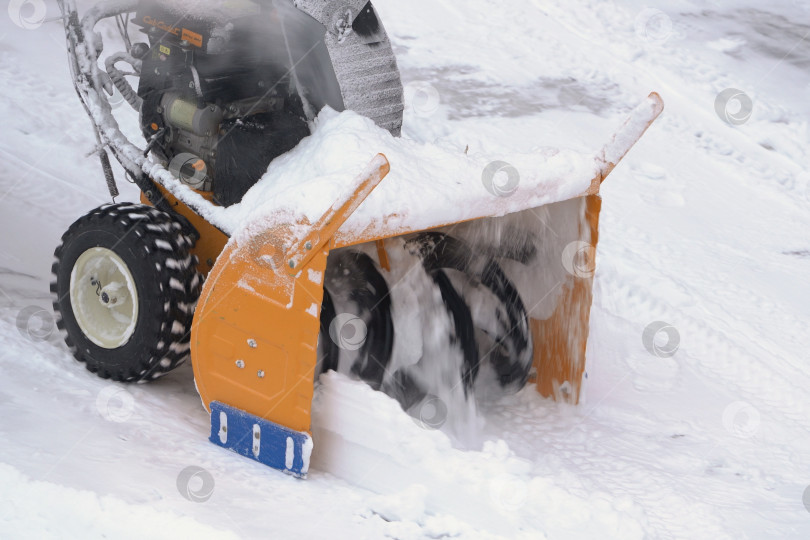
left=0, top=145, right=107, bottom=221
left=533, top=0, right=809, bottom=201
left=596, top=264, right=810, bottom=438
left=483, top=393, right=738, bottom=540
left=0, top=42, right=114, bottom=216
left=600, top=223, right=810, bottom=396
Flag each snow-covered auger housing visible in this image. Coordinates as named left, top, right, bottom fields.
left=53, top=0, right=663, bottom=477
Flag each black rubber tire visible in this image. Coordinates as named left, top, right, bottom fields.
left=51, top=203, right=202, bottom=382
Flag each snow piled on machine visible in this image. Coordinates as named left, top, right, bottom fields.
left=220, top=107, right=598, bottom=242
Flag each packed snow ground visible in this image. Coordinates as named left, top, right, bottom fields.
left=1, top=0, right=810, bottom=538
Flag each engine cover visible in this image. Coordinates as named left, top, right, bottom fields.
left=131, top=0, right=402, bottom=206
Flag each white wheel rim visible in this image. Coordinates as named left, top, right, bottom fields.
left=70, top=247, right=140, bottom=349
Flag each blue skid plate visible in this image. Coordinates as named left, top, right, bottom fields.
left=209, top=401, right=313, bottom=478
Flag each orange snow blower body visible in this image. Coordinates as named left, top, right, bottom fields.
left=59, top=0, right=663, bottom=478
left=170, top=95, right=664, bottom=448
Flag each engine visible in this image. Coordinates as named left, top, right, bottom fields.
left=130, top=0, right=344, bottom=206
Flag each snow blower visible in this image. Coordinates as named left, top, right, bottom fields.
left=52, top=0, right=663, bottom=477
